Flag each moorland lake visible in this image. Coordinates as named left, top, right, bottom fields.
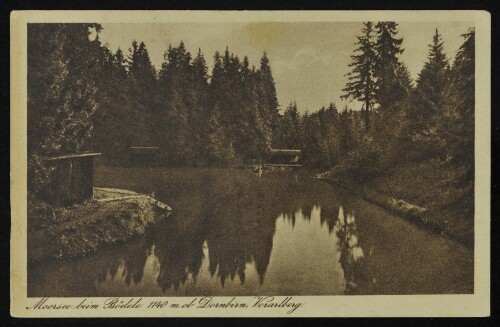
left=28, top=167, right=473, bottom=296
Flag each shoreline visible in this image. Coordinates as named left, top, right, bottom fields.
left=315, top=174, right=473, bottom=249
left=27, top=188, right=171, bottom=263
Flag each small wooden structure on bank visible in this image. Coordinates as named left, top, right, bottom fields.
left=268, top=148, right=302, bottom=166
left=44, top=152, right=101, bottom=206
left=129, top=147, right=159, bottom=166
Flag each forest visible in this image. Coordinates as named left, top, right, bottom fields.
left=27, top=22, right=475, bottom=240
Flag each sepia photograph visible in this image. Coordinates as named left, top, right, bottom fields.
left=10, top=10, right=491, bottom=317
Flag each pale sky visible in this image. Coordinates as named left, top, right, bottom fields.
left=98, top=22, right=473, bottom=113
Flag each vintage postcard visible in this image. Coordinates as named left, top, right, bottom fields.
left=10, top=10, right=491, bottom=317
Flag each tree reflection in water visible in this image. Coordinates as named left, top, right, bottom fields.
left=29, top=169, right=473, bottom=297
left=335, top=205, right=373, bottom=295
left=92, top=170, right=367, bottom=295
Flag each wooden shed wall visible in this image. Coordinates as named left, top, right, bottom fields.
left=43, top=154, right=100, bottom=206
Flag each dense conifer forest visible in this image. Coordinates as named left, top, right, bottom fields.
left=27, top=23, right=475, bottom=235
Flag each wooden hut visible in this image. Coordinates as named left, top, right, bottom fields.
left=44, top=152, right=101, bottom=206
left=129, top=147, right=159, bottom=166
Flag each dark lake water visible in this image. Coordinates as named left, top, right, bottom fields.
left=28, top=167, right=473, bottom=296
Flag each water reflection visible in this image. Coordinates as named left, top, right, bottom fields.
left=29, top=168, right=473, bottom=297
left=30, top=170, right=371, bottom=296
left=92, top=183, right=365, bottom=296
left=335, top=206, right=369, bottom=294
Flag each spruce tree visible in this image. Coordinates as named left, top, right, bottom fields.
left=413, top=29, right=449, bottom=126
left=279, top=101, right=301, bottom=149
left=443, top=28, right=475, bottom=166
left=341, top=22, right=377, bottom=130
left=318, top=103, right=341, bottom=167
left=442, top=28, right=475, bottom=218
left=90, top=43, right=154, bottom=163
left=157, top=42, right=196, bottom=165
left=191, top=48, right=211, bottom=163
left=126, top=40, right=157, bottom=145
left=258, top=52, right=280, bottom=134
left=243, top=58, right=271, bottom=159
left=404, top=28, right=451, bottom=162
left=128, top=41, right=157, bottom=84
left=113, top=48, right=128, bottom=78
left=374, top=21, right=405, bottom=111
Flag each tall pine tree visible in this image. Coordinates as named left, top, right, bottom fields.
left=258, top=52, right=280, bottom=140
left=412, top=29, right=449, bottom=131
left=341, top=22, right=377, bottom=130
left=126, top=40, right=157, bottom=145
left=373, top=21, right=405, bottom=111
left=190, top=48, right=211, bottom=164
left=445, top=28, right=474, bottom=164
left=157, top=42, right=196, bottom=165
left=441, top=28, right=475, bottom=218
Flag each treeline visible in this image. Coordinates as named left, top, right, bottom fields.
left=90, top=39, right=279, bottom=166
left=91, top=34, right=279, bottom=166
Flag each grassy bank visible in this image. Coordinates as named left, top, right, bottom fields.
left=28, top=189, right=169, bottom=262
left=320, top=159, right=474, bottom=248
